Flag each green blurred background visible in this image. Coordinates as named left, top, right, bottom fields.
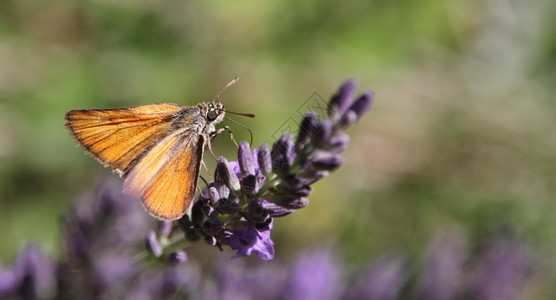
left=1, top=0, right=555, bottom=275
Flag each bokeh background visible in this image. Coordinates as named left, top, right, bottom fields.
left=1, top=0, right=555, bottom=296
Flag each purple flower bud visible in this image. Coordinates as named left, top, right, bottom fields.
left=271, top=134, right=296, bottom=175
left=348, top=90, right=374, bottom=119
left=208, top=187, right=220, bottom=205
left=296, top=111, right=319, bottom=151
left=191, top=200, right=205, bottom=225
left=216, top=157, right=241, bottom=191
left=257, top=143, right=272, bottom=175
left=262, top=201, right=296, bottom=217
left=329, top=134, right=350, bottom=154
left=217, top=196, right=240, bottom=215
left=269, top=195, right=309, bottom=209
left=177, top=217, right=202, bottom=242
left=145, top=231, right=163, bottom=257
left=202, top=218, right=223, bottom=236
left=277, top=183, right=313, bottom=197
left=244, top=199, right=270, bottom=224
left=185, top=227, right=201, bottom=243
left=299, top=169, right=328, bottom=184
left=166, top=251, right=188, bottom=266
left=177, top=214, right=192, bottom=233
left=201, top=202, right=218, bottom=218
left=281, top=175, right=307, bottom=190
left=238, top=141, right=255, bottom=176
left=315, top=120, right=333, bottom=145
left=328, top=78, right=357, bottom=117
left=158, top=221, right=173, bottom=238
left=241, top=174, right=259, bottom=197
left=215, top=181, right=230, bottom=199
left=339, top=110, right=357, bottom=128
left=311, top=152, right=343, bottom=171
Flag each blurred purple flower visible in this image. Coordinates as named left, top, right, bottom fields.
left=413, top=229, right=468, bottom=300
left=284, top=249, right=342, bottom=300
left=205, top=259, right=287, bottom=300
left=345, top=254, right=408, bottom=300
left=0, top=244, right=56, bottom=300
left=461, top=228, right=536, bottom=300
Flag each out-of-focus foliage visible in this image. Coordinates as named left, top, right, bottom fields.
left=1, top=0, right=555, bottom=297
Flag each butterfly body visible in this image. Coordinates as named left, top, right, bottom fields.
left=65, top=101, right=225, bottom=220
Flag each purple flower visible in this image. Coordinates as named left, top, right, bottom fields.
left=171, top=79, right=374, bottom=260
left=460, top=228, right=536, bottom=300
left=284, top=249, right=342, bottom=300
left=413, top=230, right=468, bottom=300
left=205, top=259, right=287, bottom=300
left=221, top=220, right=275, bottom=260
left=345, top=254, right=408, bottom=300
left=0, top=245, right=57, bottom=299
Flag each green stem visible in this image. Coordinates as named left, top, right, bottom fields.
left=163, top=236, right=192, bottom=254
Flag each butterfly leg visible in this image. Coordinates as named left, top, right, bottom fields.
left=201, top=160, right=214, bottom=180
left=210, top=126, right=239, bottom=148
left=206, top=136, right=219, bottom=161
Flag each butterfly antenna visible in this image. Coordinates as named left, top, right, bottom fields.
left=224, top=115, right=254, bottom=146
left=213, top=76, right=239, bottom=103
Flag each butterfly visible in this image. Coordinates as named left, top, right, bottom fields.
left=65, top=78, right=253, bottom=221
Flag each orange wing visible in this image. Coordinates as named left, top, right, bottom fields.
left=123, top=130, right=204, bottom=220
left=65, top=103, right=182, bottom=175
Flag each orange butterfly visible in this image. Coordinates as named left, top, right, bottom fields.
left=65, top=78, right=251, bottom=221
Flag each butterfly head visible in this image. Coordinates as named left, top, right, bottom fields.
left=201, top=101, right=225, bottom=125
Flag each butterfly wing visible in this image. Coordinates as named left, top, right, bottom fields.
left=123, top=130, right=205, bottom=220
left=65, top=103, right=182, bottom=175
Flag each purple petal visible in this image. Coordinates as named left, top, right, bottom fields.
left=222, top=221, right=275, bottom=260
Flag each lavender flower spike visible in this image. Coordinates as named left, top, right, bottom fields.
left=166, top=79, right=374, bottom=260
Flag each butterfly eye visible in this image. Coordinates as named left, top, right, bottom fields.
left=207, top=110, right=218, bottom=122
